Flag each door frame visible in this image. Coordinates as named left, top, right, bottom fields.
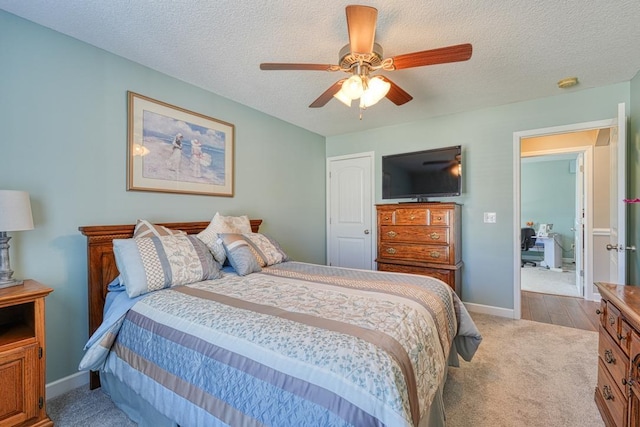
left=513, top=118, right=616, bottom=319
left=326, top=151, right=376, bottom=268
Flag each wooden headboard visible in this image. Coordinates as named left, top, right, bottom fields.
left=78, top=219, right=262, bottom=389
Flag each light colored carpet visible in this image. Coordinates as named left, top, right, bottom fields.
left=444, top=313, right=603, bottom=427
left=521, top=262, right=579, bottom=297
left=47, top=313, right=604, bottom=427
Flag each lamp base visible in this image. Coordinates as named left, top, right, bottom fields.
left=0, top=278, right=24, bottom=289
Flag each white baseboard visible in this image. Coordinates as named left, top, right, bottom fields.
left=46, top=371, right=89, bottom=400
left=464, top=302, right=515, bottom=318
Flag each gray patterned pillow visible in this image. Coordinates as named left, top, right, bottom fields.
left=197, top=212, right=252, bottom=264
left=133, top=219, right=186, bottom=238
left=114, top=234, right=222, bottom=298
left=220, top=233, right=288, bottom=276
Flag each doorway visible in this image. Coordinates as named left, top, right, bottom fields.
left=512, top=111, right=623, bottom=319
left=520, top=146, right=590, bottom=298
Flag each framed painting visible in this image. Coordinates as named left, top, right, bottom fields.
left=127, top=91, right=234, bottom=196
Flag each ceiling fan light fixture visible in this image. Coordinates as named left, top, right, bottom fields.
left=360, top=76, right=391, bottom=108
left=341, top=74, right=364, bottom=99
left=333, top=89, right=352, bottom=107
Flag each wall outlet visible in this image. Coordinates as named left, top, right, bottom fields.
left=484, top=212, right=497, bottom=223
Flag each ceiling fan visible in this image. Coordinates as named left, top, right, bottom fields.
left=260, top=5, right=472, bottom=111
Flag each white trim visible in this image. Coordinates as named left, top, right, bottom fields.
left=46, top=371, right=89, bottom=400
left=464, top=302, right=515, bottom=318
left=593, top=228, right=611, bottom=236
left=514, top=118, right=616, bottom=319
left=326, top=151, right=376, bottom=268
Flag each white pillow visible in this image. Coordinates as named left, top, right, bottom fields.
left=197, top=212, right=252, bottom=263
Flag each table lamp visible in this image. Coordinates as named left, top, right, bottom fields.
left=0, top=190, right=34, bottom=288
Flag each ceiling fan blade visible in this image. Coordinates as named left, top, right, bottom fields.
left=390, top=43, right=473, bottom=70
left=379, top=76, right=413, bottom=105
left=260, top=63, right=338, bottom=71
left=309, top=80, right=344, bottom=108
left=346, top=5, right=378, bottom=55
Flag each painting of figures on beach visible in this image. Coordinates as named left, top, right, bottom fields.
left=127, top=92, right=234, bottom=196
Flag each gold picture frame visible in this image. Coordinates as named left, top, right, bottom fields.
left=127, top=91, right=234, bottom=196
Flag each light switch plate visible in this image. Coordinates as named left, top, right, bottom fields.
left=484, top=212, right=497, bottom=223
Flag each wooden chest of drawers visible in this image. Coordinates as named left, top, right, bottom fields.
left=594, top=282, right=640, bottom=427
left=376, top=203, right=462, bottom=295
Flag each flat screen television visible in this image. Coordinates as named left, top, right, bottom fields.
left=382, top=145, right=462, bottom=201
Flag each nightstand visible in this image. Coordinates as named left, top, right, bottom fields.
left=0, top=280, right=53, bottom=426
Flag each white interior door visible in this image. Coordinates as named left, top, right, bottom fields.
left=327, top=153, right=374, bottom=269
left=574, top=153, right=584, bottom=296
left=607, top=103, right=627, bottom=284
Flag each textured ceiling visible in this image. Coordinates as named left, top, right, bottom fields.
left=2, top=0, right=640, bottom=136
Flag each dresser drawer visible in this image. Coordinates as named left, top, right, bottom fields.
left=377, top=263, right=454, bottom=288
left=604, top=302, right=633, bottom=355
left=597, top=358, right=628, bottom=427
left=379, top=226, right=450, bottom=245
left=599, top=325, right=629, bottom=394
left=378, top=210, right=394, bottom=225
left=379, top=242, right=450, bottom=264
left=429, top=209, right=450, bottom=225
left=395, top=209, right=428, bottom=225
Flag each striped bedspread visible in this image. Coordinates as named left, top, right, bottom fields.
left=80, top=261, right=482, bottom=427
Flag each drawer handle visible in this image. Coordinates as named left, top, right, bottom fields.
left=604, top=349, right=615, bottom=364
left=410, top=215, right=415, bottom=220
left=384, top=216, right=390, bottom=221
left=608, top=315, right=615, bottom=326
left=617, top=333, right=627, bottom=341
left=596, top=309, right=602, bottom=315
left=436, top=216, right=442, bottom=221
left=602, top=385, right=614, bottom=401
left=430, top=251, right=441, bottom=259
left=430, top=232, right=440, bottom=240
left=386, top=248, right=397, bottom=254
left=386, top=231, right=397, bottom=238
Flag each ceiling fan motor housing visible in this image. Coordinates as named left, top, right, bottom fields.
left=339, top=43, right=384, bottom=72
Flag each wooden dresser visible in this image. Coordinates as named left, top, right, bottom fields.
left=595, top=282, right=640, bottom=427
left=376, top=203, right=462, bottom=295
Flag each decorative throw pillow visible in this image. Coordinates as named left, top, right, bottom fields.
left=133, top=219, right=186, bottom=239
left=113, top=234, right=222, bottom=298
left=220, top=233, right=288, bottom=276
left=196, top=212, right=252, bottom=264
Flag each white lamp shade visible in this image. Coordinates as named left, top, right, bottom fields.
left=0, top=190, right=34, bottom=231
left=333, top=88, right=353, bottom=107
left=360, top=76, right=391, bottom=108
left=342, top=75, right=364, bottom=99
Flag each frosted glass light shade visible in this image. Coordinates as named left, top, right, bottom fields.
left=360, top=76, right=391, bottom=108
left=0, top=190, right=34, bottom=231
left=342, top=75, right=364, bottom=99
left=333, top=89, right=352, bottom=107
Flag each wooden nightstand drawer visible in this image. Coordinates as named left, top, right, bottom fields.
left=379, top=226, right=450, bottom=244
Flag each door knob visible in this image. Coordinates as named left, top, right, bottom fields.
left=364, top=230, right=370, bottom=234
left=606, top=243, right=637, bottom=252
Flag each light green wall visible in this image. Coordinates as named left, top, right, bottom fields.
left=327, top=83, right=630, bottom=309
left=0, top=11, right=326, bottom=383
left=629, top=71, right=640, bottom=285
left=521, top=159, right=576, bottom=259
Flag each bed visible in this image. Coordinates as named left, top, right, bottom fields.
left=78, top=219, right=481, bottom=427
